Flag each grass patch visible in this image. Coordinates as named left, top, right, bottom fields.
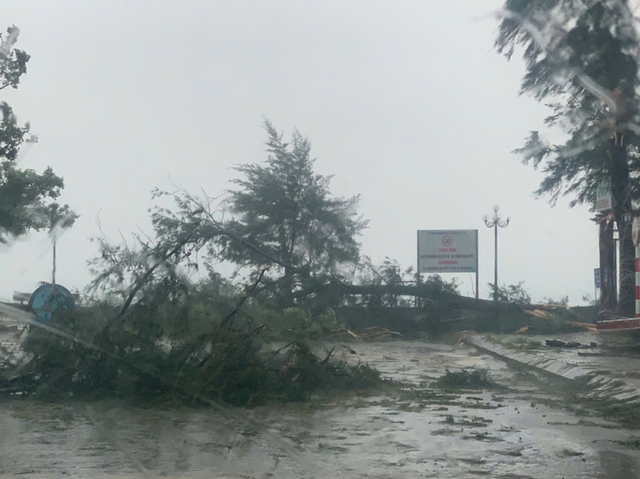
left=434, top=369, right=498, bottom=390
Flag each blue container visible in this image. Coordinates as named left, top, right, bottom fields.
left=29, top=283, right=76, bottom=322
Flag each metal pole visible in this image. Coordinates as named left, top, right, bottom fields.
left=416, top=231, right=420, bottom=308
left=494, top=222, right=498, bottom=299
left=475, top=230, right=479, bottom=299
left=52, top=240, right=57, bottom=286
left=483, top=205, right=509, bottom=301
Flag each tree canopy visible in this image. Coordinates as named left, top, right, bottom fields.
left=220, top=121, right=367, bottom=305
left=496, top=0, right=640, bottom=314
left=496, top=0, right=639, bottom=203
left=149, top=121, right=367, bottom=308
left=0, top=26, right=74, bottom=244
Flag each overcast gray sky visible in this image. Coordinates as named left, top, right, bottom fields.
left=1, top=0, right=599, bottom=304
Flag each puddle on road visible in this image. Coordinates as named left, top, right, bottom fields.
left=1, top=341, right=640, bottom=478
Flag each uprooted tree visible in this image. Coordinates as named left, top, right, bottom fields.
left=15, top=165, right=376, bottom=406
left=496, top=0, right=640, bottom=315
left=0, top=26, right=75, bottom=244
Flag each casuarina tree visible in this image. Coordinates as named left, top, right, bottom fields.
left=496, top=0, right=640, bottom=315
left=219, top=120, right=368, bottom=306
left=150, top=121, right=367, bottom=309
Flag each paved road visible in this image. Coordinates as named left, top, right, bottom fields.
left=1, top=339, right=640, bottom=478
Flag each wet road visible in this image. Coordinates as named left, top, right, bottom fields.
left=1, top=340, right=640, bottom=478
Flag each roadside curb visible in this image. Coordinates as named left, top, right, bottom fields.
left=466, top=336, right=640, bottom=406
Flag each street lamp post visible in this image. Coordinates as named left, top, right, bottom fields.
left=483, top=205, right=510, bottom=300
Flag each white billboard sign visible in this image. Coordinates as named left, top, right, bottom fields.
left=596, top=181, right=612, bottom=212
left=417, top=229, right=478, bottom=273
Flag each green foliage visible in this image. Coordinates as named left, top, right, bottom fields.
left=496, top=1, right=640, bottom=314
left=0, top=163, right=67, bottom=242
left=317, top=307, right=343, bottom=331
left=492, top=281, right=532, bottom=305
left=353, top=258, right=459, bottom=308
left=0, top=26, right=74, bottom=243
left=496, top=0, right=640, bottom=158
left=148, top=121, right=368, bottom=310
left=248, top=305, right=345, bottom=341
left=7, top=297, right=376, bottom=406
left=58, top=231, right=373, bottom=406
left=220, top=120, right=368, bottom=305
left=496, top=0, right=640, bottom=211
left=358, top=256, right=415, bottom=286
left=0, top=26, right=30, bottom=92
left=46, top=203, right=78, bottom=232
left=424, top=274, right=460, bottom=296
left=87, top=233, right=181, bottom=304
left=355, top=257, right=416, bottom=307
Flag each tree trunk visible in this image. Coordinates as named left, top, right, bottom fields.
left=599, top=216, right=616, bottom=312
left=609, top=141, right=635, bottom=317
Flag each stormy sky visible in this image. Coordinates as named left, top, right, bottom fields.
left=1, top=0, right=599, bottom=303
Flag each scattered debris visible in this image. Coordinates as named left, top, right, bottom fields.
left=567, top=321, right=598, bottom=332
left=359, top=327, right=403, bottom=341
left=434, top=369, right=498, bottom=390
left=327, top=329, right=359, bottom=341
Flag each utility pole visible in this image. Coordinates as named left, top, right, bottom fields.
left=483, top=205, right=510, bottom=300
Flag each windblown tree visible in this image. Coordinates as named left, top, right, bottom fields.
left=0, top=26, right=73, bottom=244
left=148, top=121, right=367, bottom=309
left=220, top=121, right=368, bottom=306
left=496, top=0, right=640, bottom=315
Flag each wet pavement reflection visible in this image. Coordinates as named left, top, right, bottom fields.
left=0, top=340, right=639, bottom=478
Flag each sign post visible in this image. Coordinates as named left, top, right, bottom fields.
left=596, top=181, right=613, bottom=213
left=475, top=229, right=479, bottom=299
left=595, top=179, right=616, bottom=312
left=417, top=229, right=479, bottom=299
left=633, top=217, right=640, bottom=317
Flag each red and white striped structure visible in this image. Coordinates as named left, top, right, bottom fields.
left=596, top=217, right=640, bottom=331
left=637, top=249, right=640, bottom=318
left=635, top=217, right=640, bottom=318
left=597, top=317, right=640, bottom=331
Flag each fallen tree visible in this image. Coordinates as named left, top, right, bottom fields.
left=0, top=300, right=382, bottom=406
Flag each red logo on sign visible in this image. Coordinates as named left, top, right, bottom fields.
left=442, top=236, right=453, bottom=246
